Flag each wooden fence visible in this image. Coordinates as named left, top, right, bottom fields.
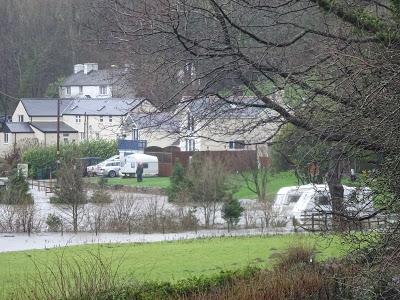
left=144, top=150, right=258, bottom=176
left=30, top=179, right=57, bottom=194
left=297, top=210, right=394, bottom=232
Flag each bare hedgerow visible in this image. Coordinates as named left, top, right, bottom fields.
left=0, top=204, right=40, bottom=234
left=13, top=251, right=123, bottom=300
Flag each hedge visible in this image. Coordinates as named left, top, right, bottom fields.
left=22, top=140, right=118, bottom=178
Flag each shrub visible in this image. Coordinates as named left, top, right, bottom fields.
left=222, top=197, right=244, bottom=230
left=168, top=161, right=188, bottom=202
left=1, top=169, right=33, bottom=204
left=22, top=140, right=118, bottom=178
left=46, top=213, right=62, bottom=232
left=90, top=189, right=112, bottom=204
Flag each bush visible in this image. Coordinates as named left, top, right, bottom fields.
left=1, top=169, right=33, bottom=204
left=222, top=197, right=244, bottom=230
left=90, top=189, right=112, bottom=204
left=168, top=161, right=188, bottom=202
left=22, top=140, right=118, bottom=178
left=46, top=213, right=62, bottom=232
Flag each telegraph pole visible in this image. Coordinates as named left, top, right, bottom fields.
left=56, top=98, right=60, bottom=165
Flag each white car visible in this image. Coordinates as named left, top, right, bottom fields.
left=86, top=155, right=120, bottom=177
left=96, top=160, right=121, bottom=178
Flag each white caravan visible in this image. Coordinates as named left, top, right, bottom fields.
left=274, top=184, right=373, bottom=222
left=120, top=153, right=159, bottom=177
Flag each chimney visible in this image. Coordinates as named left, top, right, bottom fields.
left=83, top=63, right=98, bottom=75
left=74, top=64, right=84, bottom=74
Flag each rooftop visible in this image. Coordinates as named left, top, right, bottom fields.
left=62, top=68, right=128, bottom=86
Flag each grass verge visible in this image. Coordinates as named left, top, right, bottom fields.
left=0, top=234, right=345, bottom=299
left=87, top=171, right=299, bottom=199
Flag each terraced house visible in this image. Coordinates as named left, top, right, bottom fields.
left=0, top=98, right=178, bottom=155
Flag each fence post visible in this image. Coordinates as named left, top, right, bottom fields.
left=311, top=214, right=315, bottom=231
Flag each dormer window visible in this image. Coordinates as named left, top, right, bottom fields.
left=18, top=115, right=24, bottom=122
left=99, top=85, right=107, bottom=95
left=66, top=86, right=71, bottom=95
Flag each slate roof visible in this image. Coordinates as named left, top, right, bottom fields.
left=133, top=112, right=180, bottom=131
left=3, top=122, right=34, bottom=133
left=181, top=96, right=266, bottom=119
left=21, top=99, right=73, bottom=117
left=30, top=122, right=78, bottom=133
left=63, top=98, right=144, bottom=116
left=62, top=69, right=128, bottom=86
left=21, top=98, right=145, bottom=117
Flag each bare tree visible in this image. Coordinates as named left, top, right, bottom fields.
left=91, top=0, right=400, bottom=229
left=51, top=158, right=87, bottom=233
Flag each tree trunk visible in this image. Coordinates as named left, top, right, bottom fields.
left=326, top=153, right=346, bottom=231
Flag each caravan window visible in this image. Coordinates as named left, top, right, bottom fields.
left=315, top=194, right=330, bottom=206
left=143, top=163, right=149, bottom=168
left=287, top=194, right=301, bottom=204
left=131, top=162, right=135, bottom=168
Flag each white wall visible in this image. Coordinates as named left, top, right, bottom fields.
left=0, top=132, right=38, bottom=155
left=12, top=102, right=30, bottom=122
left=59, top=85, right=112, bottom=99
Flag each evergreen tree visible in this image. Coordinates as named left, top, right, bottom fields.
left=168, top=161, right=188, bottom=202
left=222, top=198, right=244, bottom=231
left=1, top=169, right=33, bottom=204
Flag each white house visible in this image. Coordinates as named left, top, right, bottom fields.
left=0, top=98, right=178, bottom=155
left=174, top=96, right=280, bottom=154
left=59, top=63, right=135, bottom=99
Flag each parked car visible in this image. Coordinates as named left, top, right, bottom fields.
left=79, top=157, right=102, bottom=177
left=96, top=160, right=121, bottom=177
left=86, top=155, right=119, bottom=177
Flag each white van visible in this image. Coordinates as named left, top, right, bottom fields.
left=120, top=153, right=159, bottom=177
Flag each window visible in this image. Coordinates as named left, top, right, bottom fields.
left=18, top=115, right=24, bottom=122
left=66, top=86, right=71, bottom=95
left=75, top=115, right=81, bottom=123
left=228, top=140, right=245, bottom=150
left=99, top=85, right=107, bottom=95
left=185, top=139, right=195, bottom=151
left=315, top=194, right=330, bottom=206
left=287, top=195, right=301, bottom=204
left=63, top=133, right=69, bottom=137
left=133, top=129, right=139, bottom=140
left=4, top=133, right=9, bottom=144
left=79, top=86, right=83, bottom=94
left=109, top=116, right=113, bottom=122
left=143, top=163, right=149, bottom=168
left=63, top=138, right=69, bottom=143
left=99, top=116, right=103, bottom=122
left=80, top=132, right=85, bottom=140
left=187, top=113, right=195, bottom=131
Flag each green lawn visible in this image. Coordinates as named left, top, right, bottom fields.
left=88, top=171, right=299, bottom=199
left=0, top=235, right=345, bottom=298
left=234, top=171, right=299, bottom=199
left=88, top=176, right=171, bottom=189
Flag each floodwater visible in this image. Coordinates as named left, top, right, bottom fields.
left=0, top=227, right=289, bottom=253
left=0, top=186, right=288, bottom=253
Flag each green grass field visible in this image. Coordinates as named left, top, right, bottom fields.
left=88, top=171, right=299, bottom=199
left=0, top=234, right=345, bottom=298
